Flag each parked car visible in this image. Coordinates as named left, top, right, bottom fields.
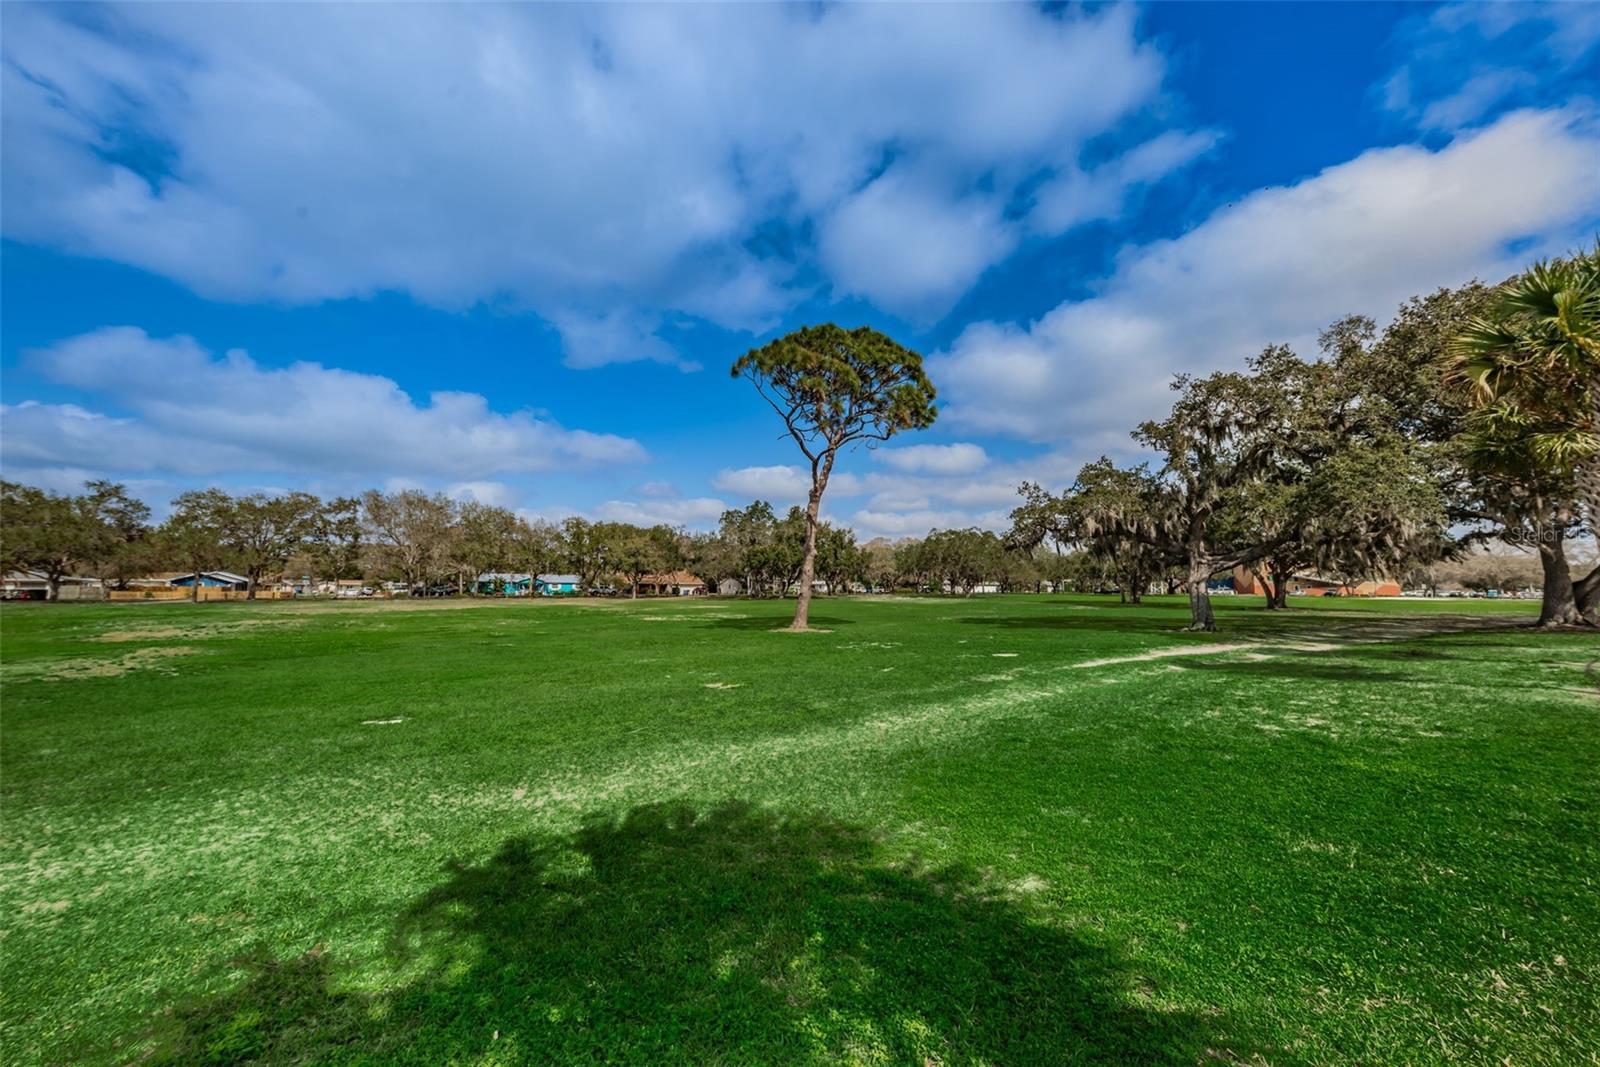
left=1320, top=589, right=1343, bottom=597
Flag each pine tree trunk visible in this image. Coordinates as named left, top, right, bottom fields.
left=791, top=511, right=818, bottom=630
left=191, top=571, right=201, bottom=603
left=789, top=465, right=829, bottom=631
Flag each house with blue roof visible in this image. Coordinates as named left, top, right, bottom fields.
left=150, top=570, right=251, bottom=590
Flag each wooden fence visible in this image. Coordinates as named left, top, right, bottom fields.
left=107, top=588, right=297, bottom=602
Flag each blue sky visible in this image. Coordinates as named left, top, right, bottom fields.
left=3, top=2, right=1598, bottom=538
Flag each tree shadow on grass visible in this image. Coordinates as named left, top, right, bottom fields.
left=701, top=614, right=855, bottom=631
left=960, top=610, right=1524, bottom=651
left=1176, top=659, right=1412, bottom=685
left=147, top=803, right=1235, bottom=1065
left=957, top=605, right=1195, bottom=634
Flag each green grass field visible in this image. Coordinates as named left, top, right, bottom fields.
left=2, top=594, right=1595, bottom=1065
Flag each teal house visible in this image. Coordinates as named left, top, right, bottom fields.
left=474, top=572, right=581, bottom=596
left=475, top=572, right=534, bottom=595
left=535, top=573, right=581, bottom=595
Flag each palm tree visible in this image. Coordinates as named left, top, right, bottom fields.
left=1452, top=247, right=1599, bottom=469
left=1450, top=246, right=1600, bottom=624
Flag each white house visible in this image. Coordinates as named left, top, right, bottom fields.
left=1, top=569, right=105, bottom=601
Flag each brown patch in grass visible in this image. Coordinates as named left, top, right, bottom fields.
left=72, top=646, right=199, bottom=679
left=8, top=645, right=200, bottom=682
left=21, top=899, right=70, bottom=916
left=92, top=627, right=191, bottom=643
left=92, top=617, right=301, bottom=643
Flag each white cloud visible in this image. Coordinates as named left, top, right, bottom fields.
left=711, top=465, right=867, bottom=503
left=1, top=4, right=1184, bottom=354
left=1030, top=129, right=1221, bottom=233
left=850, top=507, right=1014, bottom=541
left=2, top=327, right=645, bottom=485
left=1383, top=3, right=1600, bottom=131
left=635, top=481, right=677, bottom=499
left=515, top=504, right=582, bottom=528
left=1, top=400, right=261, bottom=476
left=1416, top=70, right=1536, bottom=132
left=448, top=481, right=519, bottom=508
left=818, top=171, right=1015, bottom=320
left=874, top=443, right=990, bottom=476
left=546, top=311, right=700, bottom=372
left=932, top=108, right=1600, bottom=442
left=706, top=446, right=1086, bottom=540
left=591, top=497, right=727, bottom=528
left=712, top=465, right=813, bottom=501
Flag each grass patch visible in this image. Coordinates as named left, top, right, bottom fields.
left=1, top=593, right=1594, bottom=1064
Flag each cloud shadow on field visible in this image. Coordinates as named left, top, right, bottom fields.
left=143, top=802, right=1233, bottom=1064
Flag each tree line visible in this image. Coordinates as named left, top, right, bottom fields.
left=0, top=485, right=711, bottom=602
left=1003, top=246, right=1599, bottom=629
left=0, top=478, right=1150, bottom=604
left=0, top=483, right=888, bottom=602
left=3, top=249, right=1593, bottom=627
